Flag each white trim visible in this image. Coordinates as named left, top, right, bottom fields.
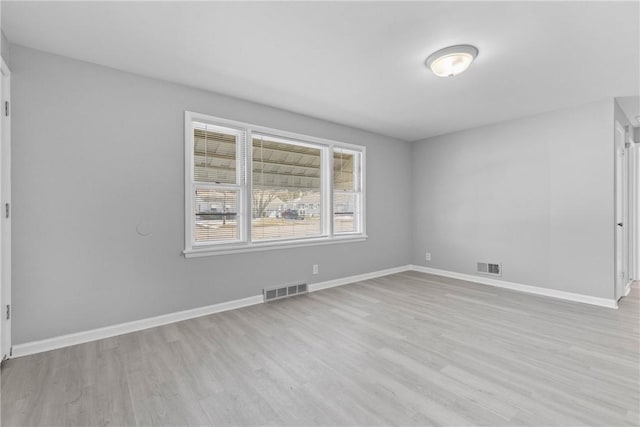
left=12, top=263, right=620, bottom=358
left=184, top=234, right=367, bottom=258
left=186, top=111, right=366, bottom=152
left=324, top=142, right=333, bottom=237
left=410, top=265, right=618, bottom=309
left=245, top=128, right=253, bottom=244
left=12, top=294, right=264, bottom=358
left=614, top=120, right=630, bottom=299
left=628, top=140, right=639, bottom=282
left=184, top=111, right=367, bottom=257
left=184, top=111, right=193, bottom=252
left=309, top=265, right=412, bottom=292
left=0, top=57, right=11, bottom=360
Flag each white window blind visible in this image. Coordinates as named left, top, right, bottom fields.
left=194, top=188, right=239, bottom=242
left=193, top=123, right=238, bottom=184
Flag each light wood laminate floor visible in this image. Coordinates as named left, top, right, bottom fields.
left=2, top=271, right=639, bottom=426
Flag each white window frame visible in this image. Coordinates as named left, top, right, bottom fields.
left=184, top=111, right=367, bottom=258
left=333, top=147, right=364, bottom=236
left=190, top=121, right=246, bottom=247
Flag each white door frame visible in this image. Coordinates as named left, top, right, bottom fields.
left=0, top=57, right=11, bottom=360
left=629, top=137, right=640, bottom=283
left=614, top=120, right=631, bottom=300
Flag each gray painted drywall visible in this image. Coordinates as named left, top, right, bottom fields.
left=1, top=32, right=10, bottom=66
left=8, top=41, right=624, bottom=344
left=411, top=99, right=615, bottom=299
left=10, top=45, right=412, bottom=344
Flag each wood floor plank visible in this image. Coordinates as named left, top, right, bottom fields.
left=2, top=272, right=638, bottom=426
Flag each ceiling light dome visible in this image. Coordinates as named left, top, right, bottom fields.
left=426, top=45, right=478, bottom=77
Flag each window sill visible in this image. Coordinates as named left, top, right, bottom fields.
left=183, top=235, right=368, bottom=258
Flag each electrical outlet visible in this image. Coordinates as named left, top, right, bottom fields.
left=425, top=252, right=431, bottom=261
left=312, top=264, right=319, bottom=275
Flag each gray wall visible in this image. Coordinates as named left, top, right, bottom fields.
left=1, top=32, right=10, bottom=66
left=8, top=41, right=623, bottom=345
left=10, top=45, right=413, bottom=344
left=411, top=100, right=615, bottom=299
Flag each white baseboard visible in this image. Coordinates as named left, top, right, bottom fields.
left=11, top=263, right=616, bottom=358
left=309, top=265, right=412, bottom=292
left=11, top=265, right=413, bottom=358
left=410, top=265, right=618, bottom=309
left=11, top=294, right=264, bottom=358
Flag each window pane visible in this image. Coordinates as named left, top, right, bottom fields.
left=252, top=136, right=322, bottom=240
left=334, top=149, right=358, bottom=191
left=194, top=188, right=239, bottom=242
left=334, top=193, right=359, bottom=233
left=251, top=190, right=322, bottom=240
left=193, top=122, right=238, bottom=184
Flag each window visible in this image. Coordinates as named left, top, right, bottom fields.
left=333, top=148, right=362, bottom=234
left=184, top=112, right=366, bottom=257
left=252, top=134, right=323, bottom=241
left=191, top=122, right=244, bottom=244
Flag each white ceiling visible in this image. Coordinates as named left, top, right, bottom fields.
left=2, top=1, right=639, bottom=141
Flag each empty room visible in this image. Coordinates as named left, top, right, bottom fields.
left=0, top=1, right=639, bottom=426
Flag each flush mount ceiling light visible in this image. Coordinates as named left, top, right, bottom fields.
left=425, top=45, right=479, bottom=77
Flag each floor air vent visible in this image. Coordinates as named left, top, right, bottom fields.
left=264, top=283, right=308, bottom=302
left=477, top=262, right=502, bottom=276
